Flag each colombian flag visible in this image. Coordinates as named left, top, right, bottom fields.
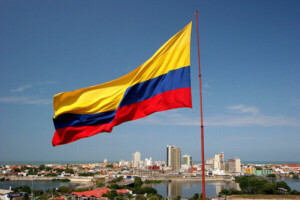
left=52, top=22, right=192, bottom=146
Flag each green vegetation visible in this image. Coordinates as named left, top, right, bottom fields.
left=266, top=174, right=276, bottom=178
left=219, top=176, right=300, bottom=196
left=58, top=186, right=73, bottom=194
left=38, top=164, right=46, bottom=171
left=64, top=168, right=74, bottom=174
left=23, top=193, right=29, bottom=200
left=12, top=185, right=31, bottom=194
left=134, top=177, right=143, bottom=188
left=45, top=167, right=52, bottom=171
left=109, top=176, right=123, bottom=183
left=96, top=181, right=105, bottom=187
left=33, top=189, right=44, bottom=196
left=255, top=166, right=263, bottom=170
left=0, top=177, right=9, bottom=181
left=45, top=173, right=58, bottom=177
left=13, top=168, right=21, bottom=172
left=27, top=168, right=38, bottom=175
left=78, top=172, right=94, bottom=176
left=106, top=164, right=114, bottom=168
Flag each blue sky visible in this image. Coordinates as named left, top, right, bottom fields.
left=0, top=0, right=299, bottom=163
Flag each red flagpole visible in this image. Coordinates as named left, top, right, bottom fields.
left=195, top=10, right=206, bottom=200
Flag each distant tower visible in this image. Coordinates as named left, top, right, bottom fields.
left=132, top=151, right=141, bottom=168
left=183, top=154, right=193, bottom=166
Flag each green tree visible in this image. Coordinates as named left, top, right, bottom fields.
left=27, top=168, right=38, bottom=175
left=45, top=167, right=52, bottom=171
left=276, top=181, right=291, bottom=192
left=219, top=189, right=229, bottom=196
left=291, top=190, right=300, bottom=195
left=58, top=186, right=72, bottom=194
left=64, top=168, right=74, bottom=174
left=267, top=174, right=276, bottom=178
left=175, top=195, right=181, bottom=200
left=255, top=166, right=263, bottom=170
left=39, top=164, right=46, bottom=171
left=104, top=190, right=118, bottom=200
left=190, top=193, right=204, bottom=200
left=13, top=168, right=21, bottom=172
left=148, top=194, right=162, bottom=200
left=23, top=193, right=29, bottom=200
left=96, top=181, right=105, bottom=187
left=33, top=189, right=44, bottom=196
left=13, top=185, right=31, bottom=194
left=134, top=177, right=143, bottom=188
left=262, top=182, right=276, bottom=194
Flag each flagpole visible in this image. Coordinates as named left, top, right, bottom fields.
left=195, top=10, right=206, bottom=200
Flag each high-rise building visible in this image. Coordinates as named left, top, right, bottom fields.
left=132, top=151, right=141, bottom=168
left=228, top=159, right=236, bottom=172
left=228, top=158, right=241, bottom=173
left=171, top=147, right=181, bottom=171
left=214, top=152, right=225, bottom=170
left=167, top=145, right=175, bottom=167
left=235, top=158, right=241, bottom=173
left=183, top=154, right=193, bottom=166
left=166, top=145, right=181, bottom=171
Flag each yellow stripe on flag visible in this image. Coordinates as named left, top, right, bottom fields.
left=54, top=22, right=192, bottom=117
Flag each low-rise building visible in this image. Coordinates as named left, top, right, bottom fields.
left=253, top=169, right=273, bottom=176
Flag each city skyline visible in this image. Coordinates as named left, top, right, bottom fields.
left=0, top=0, right=299, bottom=162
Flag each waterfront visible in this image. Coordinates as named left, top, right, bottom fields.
left=0, top=180, right=83, bottom=191
left=153, top=179, right=300, bottom=198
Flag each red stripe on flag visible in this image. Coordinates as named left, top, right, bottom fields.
left=52, top=87, right=192, bottom=146
left=114, top=87, right=192, bottom=126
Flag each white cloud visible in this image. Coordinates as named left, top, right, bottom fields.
left=227, top=104, right=260, bottom=115
left=134, top=106, right=300, bottom=127
left=11, top=84, right=33, bottom=93
left=10, top=81, right=58, bottom=93
left=205, top=114, right=299, bottom=127
left=0, top=96, right=52, bottom=105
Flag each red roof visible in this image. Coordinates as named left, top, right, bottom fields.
left=72, top=188, right=110, bottom=198
left=288, top=164, right=300, bottom=168
left=117, top=189, right=131, bottom=194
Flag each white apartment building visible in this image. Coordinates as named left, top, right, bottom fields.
left=132, top=151, right=141, bottom=168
